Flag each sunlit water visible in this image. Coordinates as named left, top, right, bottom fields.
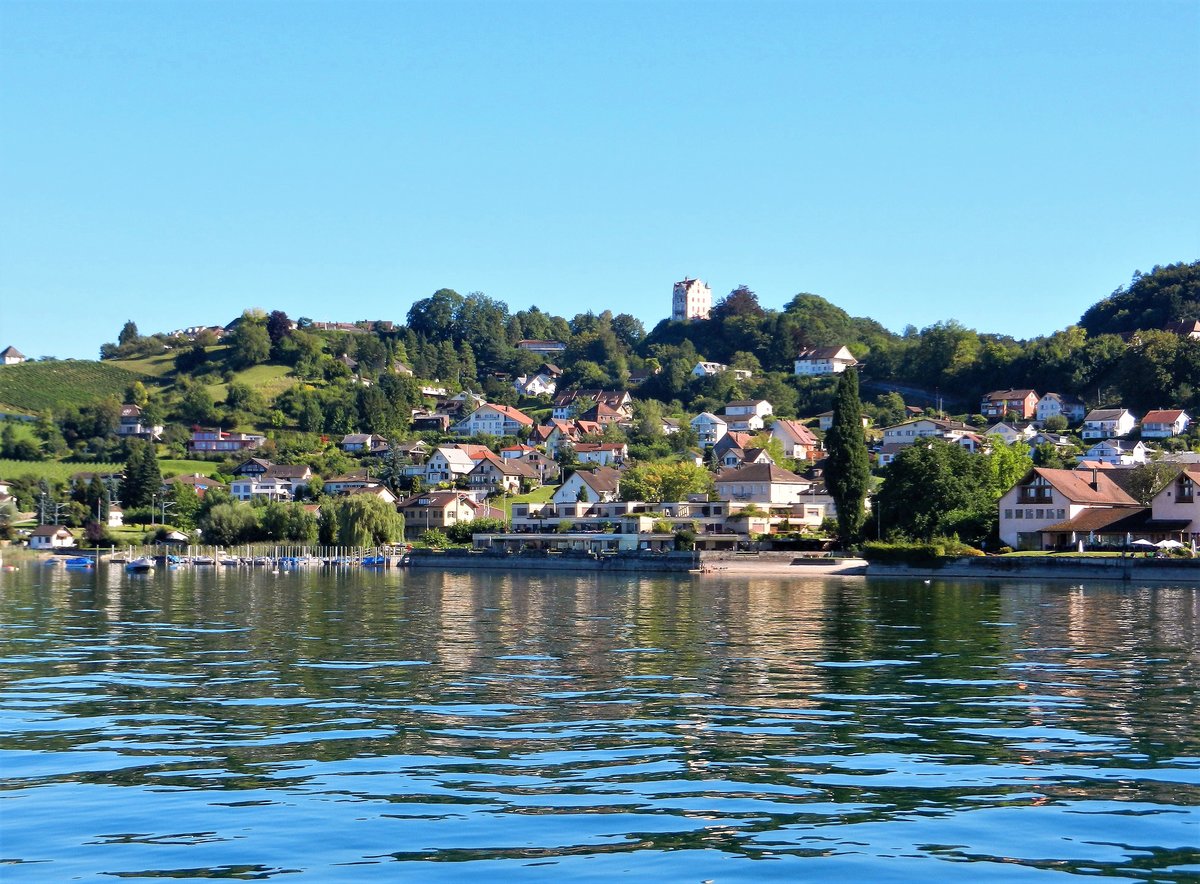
left=1, top=562, right=1197, bottom=882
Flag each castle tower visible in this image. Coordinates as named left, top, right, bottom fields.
left=672, top=277, right=712, bottom=322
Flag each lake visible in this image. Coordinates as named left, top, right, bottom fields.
left=1, top=563, right=1197, bottom=881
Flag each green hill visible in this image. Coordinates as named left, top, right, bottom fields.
left=0, top=360, right=148, bottom=414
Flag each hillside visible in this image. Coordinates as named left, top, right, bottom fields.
left=1080, top=261, right=1200, bottom=336
left=0, top=360, right=148, bottom=413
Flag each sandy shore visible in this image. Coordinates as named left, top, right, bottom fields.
left=696, top=557, right=868, bottom=577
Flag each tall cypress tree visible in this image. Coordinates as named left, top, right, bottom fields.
left=825, top=368, right=870, bottom=545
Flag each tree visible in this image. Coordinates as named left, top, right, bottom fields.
left=711, top=285, right=766, bottom=322
left=120, top=440, right=162, bottom=509
left=118, top=320, right=140, bottom=347
left=200, top=502, right=258, bottom=545
left=824, top=369, right=870, bottom=544
left=229, top=311, right=271, bottom=369
left=1127, top=461, right=1179, bottom=506
left=266, top=310, right=293, bottom=346
left=322, top=496, right=405, bottom=546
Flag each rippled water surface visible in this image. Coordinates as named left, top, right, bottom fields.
left=1, top=563, right=1198, bottom=881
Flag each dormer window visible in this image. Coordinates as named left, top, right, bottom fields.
left=1177, top=477, right=1193, bottom=504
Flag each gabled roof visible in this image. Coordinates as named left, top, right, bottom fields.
left=263, top=464, right=310, bottom=479
left=476, top=403, right=534, bottom=426
left=796, top=345, right=855, bottom=361
left=574, top=466, right=623, bottom=494
left=983, top=388, right=1037, bottom=400
left=772, top=419, right=818, bottom=444
left=1, top=346, right=25, bottom=358
left=120, top=404, right=142, bottom=417
left=1084, top=408, right=1132, bottom=422
left=397, top=490, right=473, bottom=509
left=30, top=524, right=72, bottom=537
left=1142, top=409, right=1188, bottom=424
left=714, top=463, right=809, bottom=485
left=1018, top=467, right=1138, bottom=506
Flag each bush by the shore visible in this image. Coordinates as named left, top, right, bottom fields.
left=861, top=539, right=984, bottom=564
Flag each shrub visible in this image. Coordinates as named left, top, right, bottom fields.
left=860, top=537, right=983, bottom=564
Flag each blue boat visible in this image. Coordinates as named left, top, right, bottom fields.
left=362, top=555, right=390, bottom=567
left=64, top=556, right=94, bottom=569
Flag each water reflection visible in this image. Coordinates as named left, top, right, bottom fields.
left=1, top=563, right=1197, bottom=881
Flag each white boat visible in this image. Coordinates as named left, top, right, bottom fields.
left=125, top=556, right=155, bottom=573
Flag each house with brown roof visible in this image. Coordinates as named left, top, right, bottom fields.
left=29, top=524, right=75, bottom=549
left=998, top=467, right=1140, bottom=549
left=551, top=467, right=623, bottom=505
left=467, top=452, right=541, bottom=495
left=396, top=490, right=480, bottom=538
left=714, top=463, right=811, bottom=505
left=980, top=389, right=1039, bottom=420
left=340, top=433, right=390, bottom=453
left=1, top=346, right=26, bottom=366
left=1140, top=410, right=1191, bottom=439
left=771, top=419, right=819, bottom=460
left=1149, top=466, right=1200, bottom=538
left=551, top=390, right=632, bottom=420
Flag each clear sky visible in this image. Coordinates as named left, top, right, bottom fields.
left=1, top=0, right=1197, bottom=360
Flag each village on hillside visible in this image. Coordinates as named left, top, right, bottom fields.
left=4, top=264, right=1200, bottom=558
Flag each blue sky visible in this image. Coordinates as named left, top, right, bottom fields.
left=2, top=0, right=1197, bottom=359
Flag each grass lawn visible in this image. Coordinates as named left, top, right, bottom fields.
left=109, top=352, right=179, bottom=379
left=204, top=363, right=299, bottom=406
left=159, top=458, right=225, bottom=478
left=499, top=484, right=557, bottom=519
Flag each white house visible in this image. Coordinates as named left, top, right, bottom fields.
left=714, top=463, right=811, bottom=505
left=454, top=403, right=535, bottom=438
left=690, top=412, right=728, bottom=449
left=1036, top=392, right=1087, bottom=425
left=985, top=422, right=1037, bottom=446
left=574, top=442, right=627, bottom=467
left=1, top=346, right=26, bottom=366
left=771, top=419, right=820, bottom=461
left=551, top=467, right=622, bottom=504
left=1150, top=466, right=1200, bottom=535
left=29, top=525, right=75, bottom=549
left=1140, top=410, right=1191, bottom=439
left=794, top=345, right=857, bottom=376
left=424, top=446, right=477, bottom=484
left=513, top=371, right=558, bottom=398
left=722, top=399, right=773, bottom=433
left=1081, top=409, right=1136, bottom=440
left=1077, top=439, right=1150, bottom=466
left=116, top=405, right=163, bottom=441
left=340, top=433, right=389, bottom=453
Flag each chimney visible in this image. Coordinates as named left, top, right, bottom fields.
left=1091, top=467, right=1099, bottom=490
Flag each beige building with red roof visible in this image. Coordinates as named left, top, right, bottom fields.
left=998, top=467, right=1140, bottom=549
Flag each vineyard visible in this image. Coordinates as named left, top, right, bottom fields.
left=0, top=459, right=124, bottom=485
left=0, top=360, right=149, bottom=413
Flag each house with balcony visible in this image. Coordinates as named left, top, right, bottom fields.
left=691, top=412, right=728, bottom=449
left=551, top=390, right=633, bottom=421
left=722, top=399, right=773, bottom=433
left=467, top=452, right=541, bottom=495
left=714, top=463, right=811, bottom=505
left=997, top=467, right=1140, bottom=549
left=453, top=403, right=535, bottom=438
left=1081, top=408, right=1136, bottom=440
left=1140, top=409, right=1191, bottom=439
left=1149, top=467, right=1200, bottom=538
left=516, top=339, right=567, bottom=357
left=116, top=404, right=163, bottom=441
left=187, top=428, right=266, bottom=454
left=424, top=446, right=477, bottom=485
left=980, top=389, right=1039, bottom=420
left=397, top=490, right=480, bottom=539
left=575, top=442, right=628, bottom=467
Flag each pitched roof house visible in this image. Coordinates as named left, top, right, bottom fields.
left=29, top=525, right=75, bottom=549
left=551, top=467, right=623, bottom=505
left=980, top=389, right=1039, bottom=420
left=454, top=403, right=535, bottom=438
left=998, top=467, right=1140, bottom=549
left=793, top=346, right=857, bottom=376
left=1, top=346, right=26, bottom=365
left=1036, top=392, right=1087, bottom=424
left=1140, top=410, right=1191, bottom=439
left=714, top=463, right=811, bottom=505
left=1081, top=409, right=1136, bottom=440
left=691, top=412, right=728, bottom=448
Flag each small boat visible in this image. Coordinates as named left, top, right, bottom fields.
left=361, top=555, right=390, bottom=568
left=126, top=556, right=155, bottom=573
left=192, top=556, right=215, bottom=566
left=64, top=556, right=95, bottom=569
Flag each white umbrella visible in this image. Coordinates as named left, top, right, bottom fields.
left=1131, top=539, right=1156, bottom=548
left=1156, top=539, right=1184, bottom=549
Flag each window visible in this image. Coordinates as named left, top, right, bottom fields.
left=1015, top=510, right=1023, bottom=519
left=1036, top=509, right=1044, bottom=519
left=1178, top=477, right=1194, bottom=503
left=1005, top=509, right=1013, bottom=520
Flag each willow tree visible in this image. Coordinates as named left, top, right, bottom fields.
left=825, top=369, right=870, bottom=544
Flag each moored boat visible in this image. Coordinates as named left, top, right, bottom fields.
left=126, top=556, right=155, bottom=573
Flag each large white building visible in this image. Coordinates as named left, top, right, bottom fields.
left=672, top=278, right=712, bottom=322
